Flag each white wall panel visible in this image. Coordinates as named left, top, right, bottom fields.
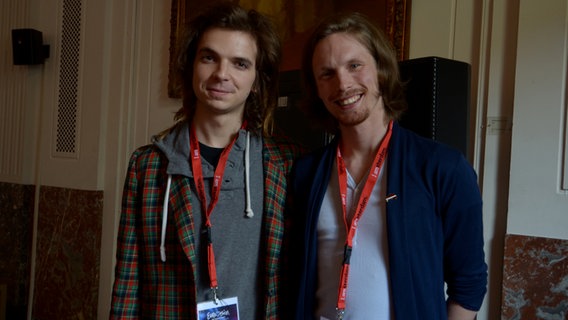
left=508, top=0, right=568, bottom=239
left=0, top=0, right=29, bottom=182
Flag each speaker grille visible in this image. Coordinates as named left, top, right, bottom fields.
left=398, top=57, right=471, bottom=158
left=55, top=0, right=82, bottom=155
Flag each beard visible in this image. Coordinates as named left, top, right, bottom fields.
left=335, top=107, right=371, bottom=127
left=333, top=90, right=382, bottom=128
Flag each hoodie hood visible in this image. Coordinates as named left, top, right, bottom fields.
left=152, top=122, right=193, bottom=177
left=153, top=121, right=256, bottom=262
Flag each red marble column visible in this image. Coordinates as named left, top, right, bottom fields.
left=501, top=234, right=568, bottom=319
left=32, top=186, right=103, bottom=319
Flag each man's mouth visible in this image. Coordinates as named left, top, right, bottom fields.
left=337, top=94, right=362, bottom=106
left=208, top=87, right=231, bottom=94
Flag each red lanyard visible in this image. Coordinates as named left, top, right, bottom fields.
left=189, top=125, right=241, bottom=299
left=335, top=120, right=393, bottom=318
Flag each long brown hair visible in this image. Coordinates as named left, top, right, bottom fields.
left=301, top=12, right=407, bottom=134
left=171, top=2, right=282, bottom=137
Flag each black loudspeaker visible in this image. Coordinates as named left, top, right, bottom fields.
left=398, top=56, right=471, bottom=158
left=11, top=29, right=50, bottom=65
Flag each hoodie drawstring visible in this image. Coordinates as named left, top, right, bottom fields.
left=244, top=131, right=254, bottom=218
left=160, top=174, right=172, bottom=262
left=160, top=131, right=253, bottom=262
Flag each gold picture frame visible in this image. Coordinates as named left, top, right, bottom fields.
left=168, top=0, right=411, bottom=98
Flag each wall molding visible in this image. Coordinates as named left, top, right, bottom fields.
left=0, top=0, right=28, bottom=182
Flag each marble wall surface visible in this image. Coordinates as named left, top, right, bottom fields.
left=0, top=182, right=34, bottom=319
left=501, top=233, right=568, bottom=319
left=0, top=182, right=103, bottom=319
left=32, top=185, right=103, bottom=319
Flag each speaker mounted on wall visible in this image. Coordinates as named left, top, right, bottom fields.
left=398, top=56, right=471, bottom=159
left=11, top=28, right=50, bottom=65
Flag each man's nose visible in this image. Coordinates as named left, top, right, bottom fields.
left=336, top=69, right=353, bottom=91
left=213, top=61, right=229, bottom=80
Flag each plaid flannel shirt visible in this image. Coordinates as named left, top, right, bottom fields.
left=110, top=136, right=300, bottom=319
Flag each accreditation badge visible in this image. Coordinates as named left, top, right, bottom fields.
left=197, top=296, right=239, bottom=320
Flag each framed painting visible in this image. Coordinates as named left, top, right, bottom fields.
left=167, top=0, right=411, bottom=98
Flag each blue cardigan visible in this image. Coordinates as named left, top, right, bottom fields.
left=287, top=122, right=487, bottom=319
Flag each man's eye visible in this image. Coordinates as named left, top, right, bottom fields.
left=200, top=55, right=214, bottom=62
left=319, top=71, right=333, bottom=79
left=236, top=61, right=251, bottom=69
left=350, top=63, right=361, bottom=70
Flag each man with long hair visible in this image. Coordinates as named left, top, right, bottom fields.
left=287, top=12, right=487, bottom=319
left=111, top=3, right=300, bottom=319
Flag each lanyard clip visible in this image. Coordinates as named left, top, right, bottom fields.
left=336, top=308, right=345, bottom=320
left=211, top=287, right=220, bottom=305
left=343, top=245, right=352, bottom=265
left=206, top=226, right=213, bottom=244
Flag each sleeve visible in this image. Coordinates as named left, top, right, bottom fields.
left=110, top=151, right=142, bottom=319
left=441, top=155, right=488, bottom=311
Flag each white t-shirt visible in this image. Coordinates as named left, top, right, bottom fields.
left=315, top=160, right=393, bottom=320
